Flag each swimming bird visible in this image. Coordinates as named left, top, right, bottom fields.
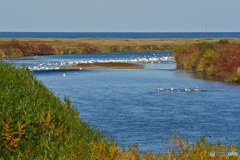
left=194, top=87, right=200, bottom=92
left=184, top=88, right=191, bottom=92
left=170, top=87, right=174, bottom=91
left=177, top=89, right=180, bottom=92
left=63, top=74, right=66, bottom=77
left=157, top=88, right=164, bottom=91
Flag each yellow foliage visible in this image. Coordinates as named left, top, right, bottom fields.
left=197, top=49, right=218, bottom=72
left=39, top=111, right=52, bottom=128
left=1, top=120, right=25, bottom=152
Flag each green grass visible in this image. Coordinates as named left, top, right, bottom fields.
left=0, top=61, right=114, bottom=159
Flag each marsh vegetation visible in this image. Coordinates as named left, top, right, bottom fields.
left=174, top=39, right=240, bottom=83
left=0, top=38, right=239, bottom=57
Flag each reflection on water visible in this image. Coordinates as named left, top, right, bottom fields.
left=5, top=51, right=240, bottom=154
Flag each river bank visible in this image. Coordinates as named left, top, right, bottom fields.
left=173, top=40, right=240, bottom=83
left=1, top=38, right=240, bottom=58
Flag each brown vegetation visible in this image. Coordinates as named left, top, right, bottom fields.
left=62, top=62, right=144, bottom=69
left=0, top=39, right=55, bottom=57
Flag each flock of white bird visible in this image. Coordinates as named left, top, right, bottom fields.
left=27, top=56, right=174, bottom=71
left=157, top=87, right=200, bottom=92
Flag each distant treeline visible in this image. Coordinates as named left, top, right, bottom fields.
left=174, top=39, right=240, bottom=83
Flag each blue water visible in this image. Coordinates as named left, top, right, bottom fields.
left=5, top=51, right=240, bottom=154
left=1, top=32, right=240, bottom=39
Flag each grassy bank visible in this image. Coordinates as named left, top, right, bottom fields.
left=174, top=39, right=240, bottom=83
left=1, top=62, right=240, bottom=159
left=1, top=38, right=240, bottom=57
left=62, top=62, right=144, bottom=69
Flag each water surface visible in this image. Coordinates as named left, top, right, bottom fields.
left=1, top=32, right=240, bottom=39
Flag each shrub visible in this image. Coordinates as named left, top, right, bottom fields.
left=3, top=48, right=23, bottom=57
left=174, top=46, right=198, bottom=69
left=214, top=44, right=240, bottom=77
left=0, top=42, right=56, bottom=57
left=194, top=42, right=216, bottom=54
left=197, top=49, right=218, bottom=72
left=217, top=39, right=230, bottom=44
left=189, top=51, right=201, bottom=70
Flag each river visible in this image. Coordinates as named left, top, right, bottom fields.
left=5, top=51, right=240, bottom=154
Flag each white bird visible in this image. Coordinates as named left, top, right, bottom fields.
left=157, top=88, right=164, bottom=91
left=194, top=87, right=200, bottom=92
left=185, top=88, right=191, bottom=92
left=63, top=74, right=66, bottom=77
left=170, top=87, right=174, bottom=91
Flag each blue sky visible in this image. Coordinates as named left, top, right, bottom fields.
left=1, top=0, right=239, bottom=32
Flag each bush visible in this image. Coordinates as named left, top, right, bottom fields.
left=217, top=39, right=230, bottom=44
left=0, top=42, right=56, bottom=57
left=197, top=49, right=218, bottom=72
left=174, top=46, right=198, bottom=69
left=214, top=44, right=240, bottom=77
left=194, top=42, right=216, bottom=54
left=4, top=48, right=23, bottom=57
